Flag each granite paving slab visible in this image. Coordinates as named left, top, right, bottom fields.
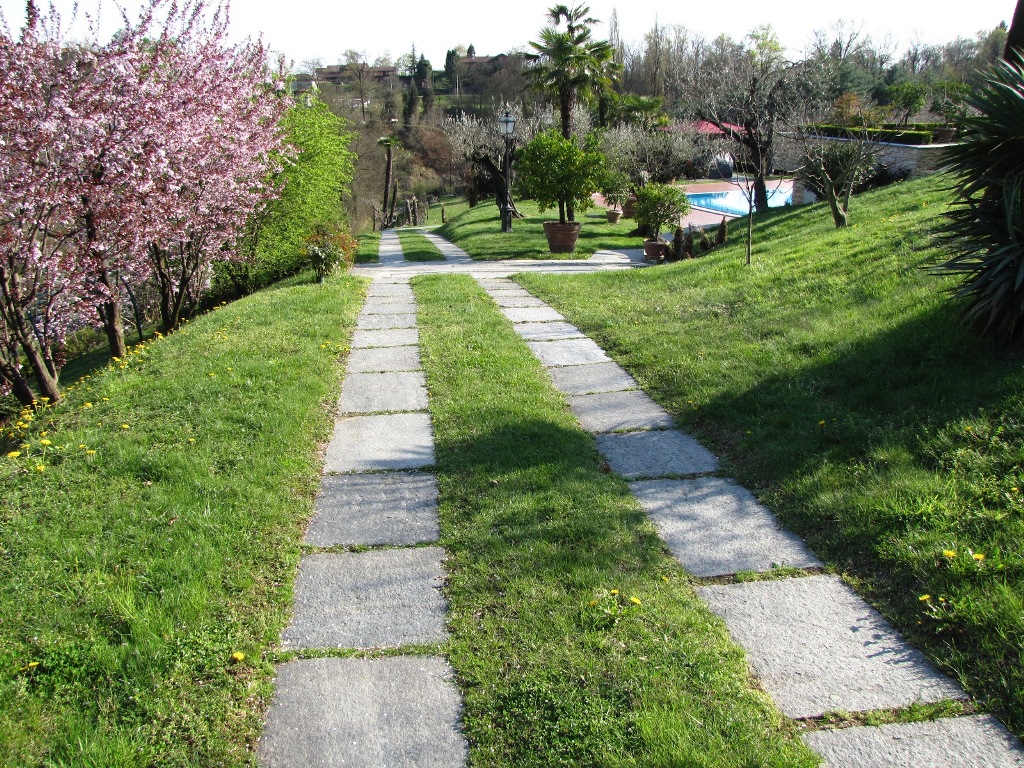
left=696, top=575, right=965, bottom=718
left=502, top=307, right=565, bottom=323
left=527, top=338, right=610, bottom=367
left=421, top=231, right=472, bottom=263
left=259, top=656, right=467, bottom=767
left=482, top=288, right=533, bottom=297
left=630, top=478, right=822, bottom=577
left=568, top=390, right=675, bottom=433
left=492, top=295, right=548, bottom=308
left=377, top=230, right=404, bottom=265
left=367, top=284, right=414, bottom=298
left=364, top=293, right=414, bottom=305
left=547, top=361, right=639, bottom=395
left=363, top=301, right=418, bottom=314
left=596, top=429, right=718, bottom=478
left=513, top=322, right=585, bottom=341
left=339, top=371, right=428, bottom=414
left=803, top=715, right=1024, bottom=767
left=357, top=312, right=417, bottom=330
left=306, top=472, right=439, bottom=547
left=346, top=345, right=421, bottom=373
left=351, top=328, right=419, bottom=349
left=324, top=413, right=434, bottom=472
left=281, top=547, right=448, bottom=649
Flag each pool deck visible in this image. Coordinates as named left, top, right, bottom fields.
left=594, top=178, right=794, bottom=230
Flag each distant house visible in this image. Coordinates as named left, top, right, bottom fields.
left=658, top=120, right=745, bottom=137
left=315, top=64, right=398, bottom=88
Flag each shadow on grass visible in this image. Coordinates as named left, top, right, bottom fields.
left=437, top=414, right=663, bottom=580
left=694, top=300, right=1024, bottom=731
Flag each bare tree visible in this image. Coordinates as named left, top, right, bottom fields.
left=343, top=50, right=371, bottom=122
left=680, top=27, right=815, bottom=211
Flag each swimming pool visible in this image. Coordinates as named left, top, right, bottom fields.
left=687, top=188, right=792, bottom=217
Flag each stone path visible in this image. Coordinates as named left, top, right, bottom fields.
left=259, top=275, right=466, bottom=767
left=259, top=235, right=1024, bottom=767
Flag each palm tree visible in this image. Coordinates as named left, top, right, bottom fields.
left=525, top=4, right=615, bottom=140
left=935, top=57, right=1024, bottom=339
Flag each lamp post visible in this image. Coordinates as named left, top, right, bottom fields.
left=497, top=111, right=516, bottom=232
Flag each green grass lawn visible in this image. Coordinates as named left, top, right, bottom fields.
left=397, top=229, right=447, bottom=261
left=355, top=231, right=380, bottom=263
left=429, top=195, right=470, bottom=225
left=0, top=274, right=366, bottom=766
left=517, top=174, right=1024, bottom=738
left=438, top=199, right=642, bottom=260
left=416, top=274, right=818, bottom=766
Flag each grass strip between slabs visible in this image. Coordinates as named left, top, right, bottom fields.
left=0, top=274, right=366, bottom=767
left=414, top=273, right=818, bottom=767
left=397, top=229, right=448, bottom=262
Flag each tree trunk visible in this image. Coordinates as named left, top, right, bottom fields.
left=559, top=91, right=572, bottom=139
left=752, top=174, right=769, bottom=212
left=1006, top=0, right=1024, bottom=61
left=388, top=182, right=399, bottom=227
left=120, top=274, right=146, bottom=344
left=382, top=144, right=394, bottom=227
left=98, top=267, right=127, bottom=358
left=0, top=359, right=38, bottom=406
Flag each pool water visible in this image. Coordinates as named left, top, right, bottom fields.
left=687, top=188, right=792, bottom=217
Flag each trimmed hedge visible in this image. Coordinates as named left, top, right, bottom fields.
left=808, top=124, right=937, bottom=145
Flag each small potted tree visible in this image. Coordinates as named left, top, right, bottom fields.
left=635, top=183, right=690, bottom=262
left=600, top=170, right=631, bottom=223
left=516, top=130, right=605, bottom=253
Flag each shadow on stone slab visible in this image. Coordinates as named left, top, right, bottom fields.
left=568, top=390, right=674, bottom=433
left=630, top=477, right=821, bottom=577
left=513, top=322, right=584, bottom=342
left=527, top=338, right=610, bottom=367
left=547, top=361, right=638, bottom=395
left=596, top=429, right=718, bottom=478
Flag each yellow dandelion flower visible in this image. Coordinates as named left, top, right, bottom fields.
left=943, top=550, right=956, bottom=558
left=919, top=594, right=931, bottom=601
left=630, top=597, right=642, bottom=606
left=102, top=397, right=109, bottom=402
left=610, top=589, right=619, bottom=596
left=78, top=445, right=86, bottom=449
left=208, top=373, right=215, bottom=377
left=39, top=439, right=51, bottom=446
left=965, top=425, right=973, bottom=431
left=231, top=651, right=245, bottom=662
left=818, top=420, right=826, bottom=426
left=83, top=402, right=92, bottom=408
left=973, top=553, right=986, bottom=561
left=661, top=576, right=669, bottom=582
left=6, top=451, right=21, bottom=459
left=121, top=424, right=130, bottom=430
left=588, top=600, right=598, bottom=607
left=35, top=465, right=45, bottom=472
left=86, top=450, right=96, bottom=455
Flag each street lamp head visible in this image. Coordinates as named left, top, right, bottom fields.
left=498, top=110, right=516, bottom=137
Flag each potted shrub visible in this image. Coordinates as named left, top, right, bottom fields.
left=600, top=170, right=631, bottom=223
left=635, top=183, right=690, bottom=261
left=516, top=129, right=605, bottom=253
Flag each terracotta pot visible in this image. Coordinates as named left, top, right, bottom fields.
left=606, top=209, right=623, bottom=223
left=543, top=221, right=582, bottom=253
left=643, top=239, right=669, bottom=263
left=622, top=195, right=638, bottom=218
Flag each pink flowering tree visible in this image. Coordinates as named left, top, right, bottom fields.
left=0, top=1, right=289, bottom=404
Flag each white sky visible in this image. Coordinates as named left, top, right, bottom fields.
left=0, top=0, right=1015, bottom=71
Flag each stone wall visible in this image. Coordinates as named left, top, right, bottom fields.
left=777, top=136, right=955, bottom=178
